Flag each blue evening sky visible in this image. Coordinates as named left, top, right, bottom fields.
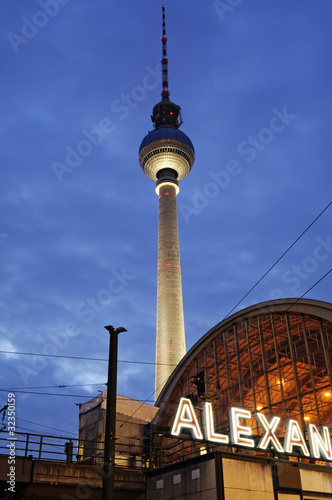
left=1, top=0, right=331, bottom=438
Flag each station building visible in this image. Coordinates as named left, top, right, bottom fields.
left=79, top=297, right=332, bottom=499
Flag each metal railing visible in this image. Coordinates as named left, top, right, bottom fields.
left=0, top=430, right=152, bottom=470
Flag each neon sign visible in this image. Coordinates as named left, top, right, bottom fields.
left=170, top=398, right=332, bottom=461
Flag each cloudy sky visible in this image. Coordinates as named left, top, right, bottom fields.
left=1, top=1, right=331, bottom=440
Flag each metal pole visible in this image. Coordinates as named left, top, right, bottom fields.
left=102, top=325, right=126, bottom=500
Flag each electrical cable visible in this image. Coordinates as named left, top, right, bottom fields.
left=0, top=389, right=97, bottom=398
left=115, top=376, right=168, bottom=434
left=0, top=350, right=178, bottom=367
left=223, top=200, right=332, bottom=319
left=0, top=383, right=105, bottom=390
left=285, top=267, right=332, bottom=312
left=15, top=417, right=78, bottom=436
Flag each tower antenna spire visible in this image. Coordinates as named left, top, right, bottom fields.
left=151, top=5, right=182, bottom=129
left=161, top=5, right=170, bottom=100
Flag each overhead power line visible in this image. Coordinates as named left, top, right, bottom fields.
left=0, top=389, right=96, bottom=398
left=1, top=352, right=106, bottom=362
left=0, top=388, right=157, bottom=403
left=0, top=383, right=104, bottom=390
left=285, top=267, right=332, bottom=312
left=0, top=350, right=179, bottom=367
left=224, top=199, right=332, bottom=319
left=16, top=416, right=78, bottom=436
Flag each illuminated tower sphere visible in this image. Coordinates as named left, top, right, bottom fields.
left=138, top=6, right=195, bottom=399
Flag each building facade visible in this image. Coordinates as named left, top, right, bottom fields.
left=146, top=450, right=332, bottom=500
left=78, top=392, right=158, bottom=468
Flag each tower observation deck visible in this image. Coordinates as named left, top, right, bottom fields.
left=138, top=6, right=195, bottom=399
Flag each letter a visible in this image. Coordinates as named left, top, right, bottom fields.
left=170, top=398, right=203, bottom=440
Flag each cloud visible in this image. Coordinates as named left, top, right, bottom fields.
left=0, top=336, right=18, bottom=359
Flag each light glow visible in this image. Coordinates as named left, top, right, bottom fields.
left=308, top=424, right=332, bottom=460
left=284, top=420, right=310, bottom=457
left=229, top=407, right=254, bottom=448
left=171, top=398, right=203, bottom=440
left=155, top=182, right=180, bottom=195
left=203, top=402, right=229, bottom=445
left=255, top=413, right=284, bottom=453
left=169, top=399, right=332, bottom=460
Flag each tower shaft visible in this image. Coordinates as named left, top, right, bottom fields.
left=156, top=183, right=185, bottom=397
left=138, top=6, right=195, bottom=401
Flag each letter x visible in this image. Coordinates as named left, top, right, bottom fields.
left=256, top=413, right=284, bottom=453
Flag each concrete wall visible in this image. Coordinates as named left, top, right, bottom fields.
left=146, top=452, right=332, bottom=500
left=300, top=467, right=332, bottom=497
left=147, top=457, right=217, bottom=500
left=278, top=495, right=301, bottom=500
left=0, top=455, right=32, bottom=482
left=0, top=459, right=146, bottom=500
left=223, top=457, right=274, bottom=500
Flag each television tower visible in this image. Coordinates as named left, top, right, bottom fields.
left=138, top=6, right=195, bottom=399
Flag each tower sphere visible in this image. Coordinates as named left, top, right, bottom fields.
left=138, top=127, right=195, bottom=184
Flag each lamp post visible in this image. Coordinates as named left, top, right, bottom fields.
left=102, top=325, right=127, bottom=500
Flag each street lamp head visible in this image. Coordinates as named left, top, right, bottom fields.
left=104, top=325, right=127, bottom=334
left=115, top=327, right=127, bottom=334
left=104, top=325, right=114, bottom=332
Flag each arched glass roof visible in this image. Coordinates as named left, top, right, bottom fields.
left=153, top=299, right=332, bottom=466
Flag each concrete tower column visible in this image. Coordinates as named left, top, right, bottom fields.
left=155, top=182, right=186, bottom=395
left=138, top=5, right=195, bottom=400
